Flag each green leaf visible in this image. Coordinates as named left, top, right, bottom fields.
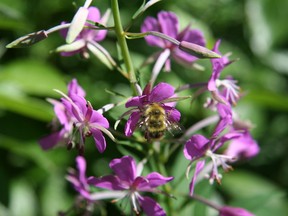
left=0, top=92, right=53, bottom=121
left=221, top=170, right=288, bottom=216
left=9, top=179, right=37, bottom=216
left=0, top=59, right=66, bottom=96
left=0, top=59, right=67, bottom=121
left=0, top=135, right=57, bottom=173
left=244, top=90, right=288, bottom=111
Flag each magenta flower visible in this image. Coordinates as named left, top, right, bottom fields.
left=67, top=156, right=125, bottom=203
left=184, top=129, right=241, bottom=195
left=225, top=130, right=260, bottom=160
left=141, top=11, right=205, bottom=71
left=61, top=93, right=111, bottom=153
left=88, top=155, right=173, bottom=216
left=39, top=79, right=114, bottom=154
left=207, top=40, right=240, bottom=106
left=124, top=82, right=181, bottom=140
left=57, top=6, right=109, bottom=58
left=39, top=79, right=85, bottom=150
left=219, top=206, right=255, bottom=216
left=66, top=156, right=91, bottom=199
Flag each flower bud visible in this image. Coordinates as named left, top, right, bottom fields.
left=179, top=41, right=221, bottom=59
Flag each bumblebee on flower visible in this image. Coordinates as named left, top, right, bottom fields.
left=123, top=82, right=185, bottom=141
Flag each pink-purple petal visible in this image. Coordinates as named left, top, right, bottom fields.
left=139, top=172, right=173, bottom=190
left=139, top=196, right=166, bottom=216
left=90, top=128, right=106, bottom=153
left=225, top=131, right=260, bottom=159
left=163, top=106, right=181, bottom=122
left=141, top=16, right=166, bottom=48
left=157, top=11, right=179, bottom=41
left=184, top=135, right=210, bottom=160
left=39, top=130, right=65, bottom=150
left=90, top=110, right=109, bottom=128
left=125, top=95, right=147, bottom=108
left=149, top=82, right=175, bottom=102
left=88, top=175, right=127, bottom=190
left=76, top=156, right=87, bottom=185
left=68, top=79, right=86, bottom=97
left=125, top=111, right=141, bottom=137
left=109, top=156, right=137, bottom=184
left=219, top=206, right=255, bottom=216
left=189, top=160, right=205, bottom=196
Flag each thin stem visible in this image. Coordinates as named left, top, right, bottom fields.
left=125, top=31, right=180, bottom=46
left=191, top=194, right=221, bottom=211
left=111, top=0, right=137, bottom=89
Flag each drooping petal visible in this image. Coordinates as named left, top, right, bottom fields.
left=137, top=172, right=174, bottom=190
left=139, top=196, right=166, bottom=216
left=109, top=156, right=137, bottom=184
left=184, top=135, right=210, bottom=160
left=39, top=130, right=66, bottom=150
left=163, top=106, right=181, bottom=122
left=125, top=111, right=141, bottom=136
left=88, top=175, right=127, bottom=190
left=90, top=128, right=106, bottom=153
left=157, top=11, right=178, bottom=42
left=141, top=16, right=166, bottom=48
left=219, top=206, right=255, bottom=216
left=212, top=103, right=233, bottom=138
left=149, top=82, right=175, bottom=102
left=189, top=160, right=205, bottom=196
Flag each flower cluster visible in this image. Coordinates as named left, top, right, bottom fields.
left=7, top=0, right=260, bottom=215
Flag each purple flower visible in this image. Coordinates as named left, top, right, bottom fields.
left=66, top=156, right=91, bottom=199
left=58, top=6, right=109, bottom=58
left=141, top=11, right=205, bottom=71
left=67, top=156, right=126, bottom=203
left=219, top=206, right=255, bottom=216
left=207, top=40, right=240, bottom=106
left=124, top=82, right=181, bottom=140
left=39, top=79, right=114, bottom=154
left=225, top=130, right=260, bottom=160
left=61, top=93, right=110, bottom=153
left=184, top=130, right=241, bottom=195
left=88, top=155, right=173, bottom=216
left=39, top=79, right=85, bottom=150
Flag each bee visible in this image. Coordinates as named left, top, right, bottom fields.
left=139, top=103, right=182, bottom=141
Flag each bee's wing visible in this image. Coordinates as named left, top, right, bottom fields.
left=165, top=119, right=184, bottom=136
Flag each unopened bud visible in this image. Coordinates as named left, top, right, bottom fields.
left=6, top=30, right=48, bottom=48
left=179, top=41, right=221, bottom=59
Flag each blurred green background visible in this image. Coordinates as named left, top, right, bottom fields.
left=1, top=0, right=288, bottom=215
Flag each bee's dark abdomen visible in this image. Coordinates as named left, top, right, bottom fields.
left=146, top=131, right=165, bottom=139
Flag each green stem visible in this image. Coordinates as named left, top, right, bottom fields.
left=152, top=149, right=175, bottom=216
left=111, top=0, right=137, bottom=88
